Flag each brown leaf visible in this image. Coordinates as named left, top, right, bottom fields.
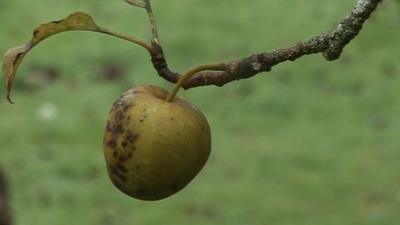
left=3, top=44, right=32, bottom=103
left=2, top=12, right=102, bottom=103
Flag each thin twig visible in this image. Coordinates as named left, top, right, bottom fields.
left=144, top=0, right=160, bottom=44
left=98, top=28, right=152, bottom=52
left=150, top=0, right=383, bottom=89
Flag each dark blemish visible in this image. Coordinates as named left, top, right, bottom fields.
left=114, top=124, right=125, bottom=134
left=127, top=115, right=131, bottom=121
left=118, top=152, right=133, bottom=162
left=111, top=100, right=123, bottom=112
left=122, top=141, right=128, bottom=148
left=118, top=156, right=127, bottom=162
left=107, top=140, right=117, bottom=149
left=170, top=117, right=175, bottom=121
left=33, top=29, right=39, bottom=36
left=126, top=131, right=139, bottom=144
left=134, top=164, right=140, bottom=170
left=115, top=111, right=125, bottom=121
left=140, top=115, right=146, bottom=122
left=113, top=151, right=119, bottom=158
left=116, top=163, right=128, bottom=173
left=108, top=121, right=124, bottom=134
left=123, top=105, right=129, bottom=112
left=109, top=165, right=127, bottom=183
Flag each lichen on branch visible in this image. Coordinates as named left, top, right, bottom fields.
left=150, top=0, right=383, bottom=89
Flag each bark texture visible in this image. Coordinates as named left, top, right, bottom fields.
left=150, top=0, right=383, bottom=88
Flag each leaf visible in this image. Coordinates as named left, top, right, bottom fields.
left=2, top=12, right=102, bottom=103
left=3, top=45, right=32, bottom=103
left=31, top=12, right=100, bottom=44
left=124, top=0, right=147, bottom=8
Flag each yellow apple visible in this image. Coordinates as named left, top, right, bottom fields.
left=103, top=85, right=211, bottom=200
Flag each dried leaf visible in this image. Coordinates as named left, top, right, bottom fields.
left=2, top=12, right=102, bottom=103
left=3, top=45, right=31, bottom=103
left=31, top=12, right=100, bottom=44
left=124, top=0, right=147, bottom=8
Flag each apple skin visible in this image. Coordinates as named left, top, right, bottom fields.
left=103, top=85, right=211, bottom=201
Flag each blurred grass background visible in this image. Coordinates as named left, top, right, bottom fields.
left=1, top=0, right=400, bottom=224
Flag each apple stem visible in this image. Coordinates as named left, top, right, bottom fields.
left=166, top=64, right=225, bottom=102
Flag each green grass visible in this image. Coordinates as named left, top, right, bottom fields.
left=1, top=0, right=400, bottom=225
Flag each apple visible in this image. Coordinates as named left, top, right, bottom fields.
left=103, top=85, right=211, bottom=201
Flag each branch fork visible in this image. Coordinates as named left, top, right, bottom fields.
left=2, top=0, right=383, bottom=102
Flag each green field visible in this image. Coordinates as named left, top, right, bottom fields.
left=1, top=1, right=400, bottom=225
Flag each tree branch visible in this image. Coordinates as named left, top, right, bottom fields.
left=150, top=0, right=383, bottom=89
left=0, top=169, right=12, bottom=225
